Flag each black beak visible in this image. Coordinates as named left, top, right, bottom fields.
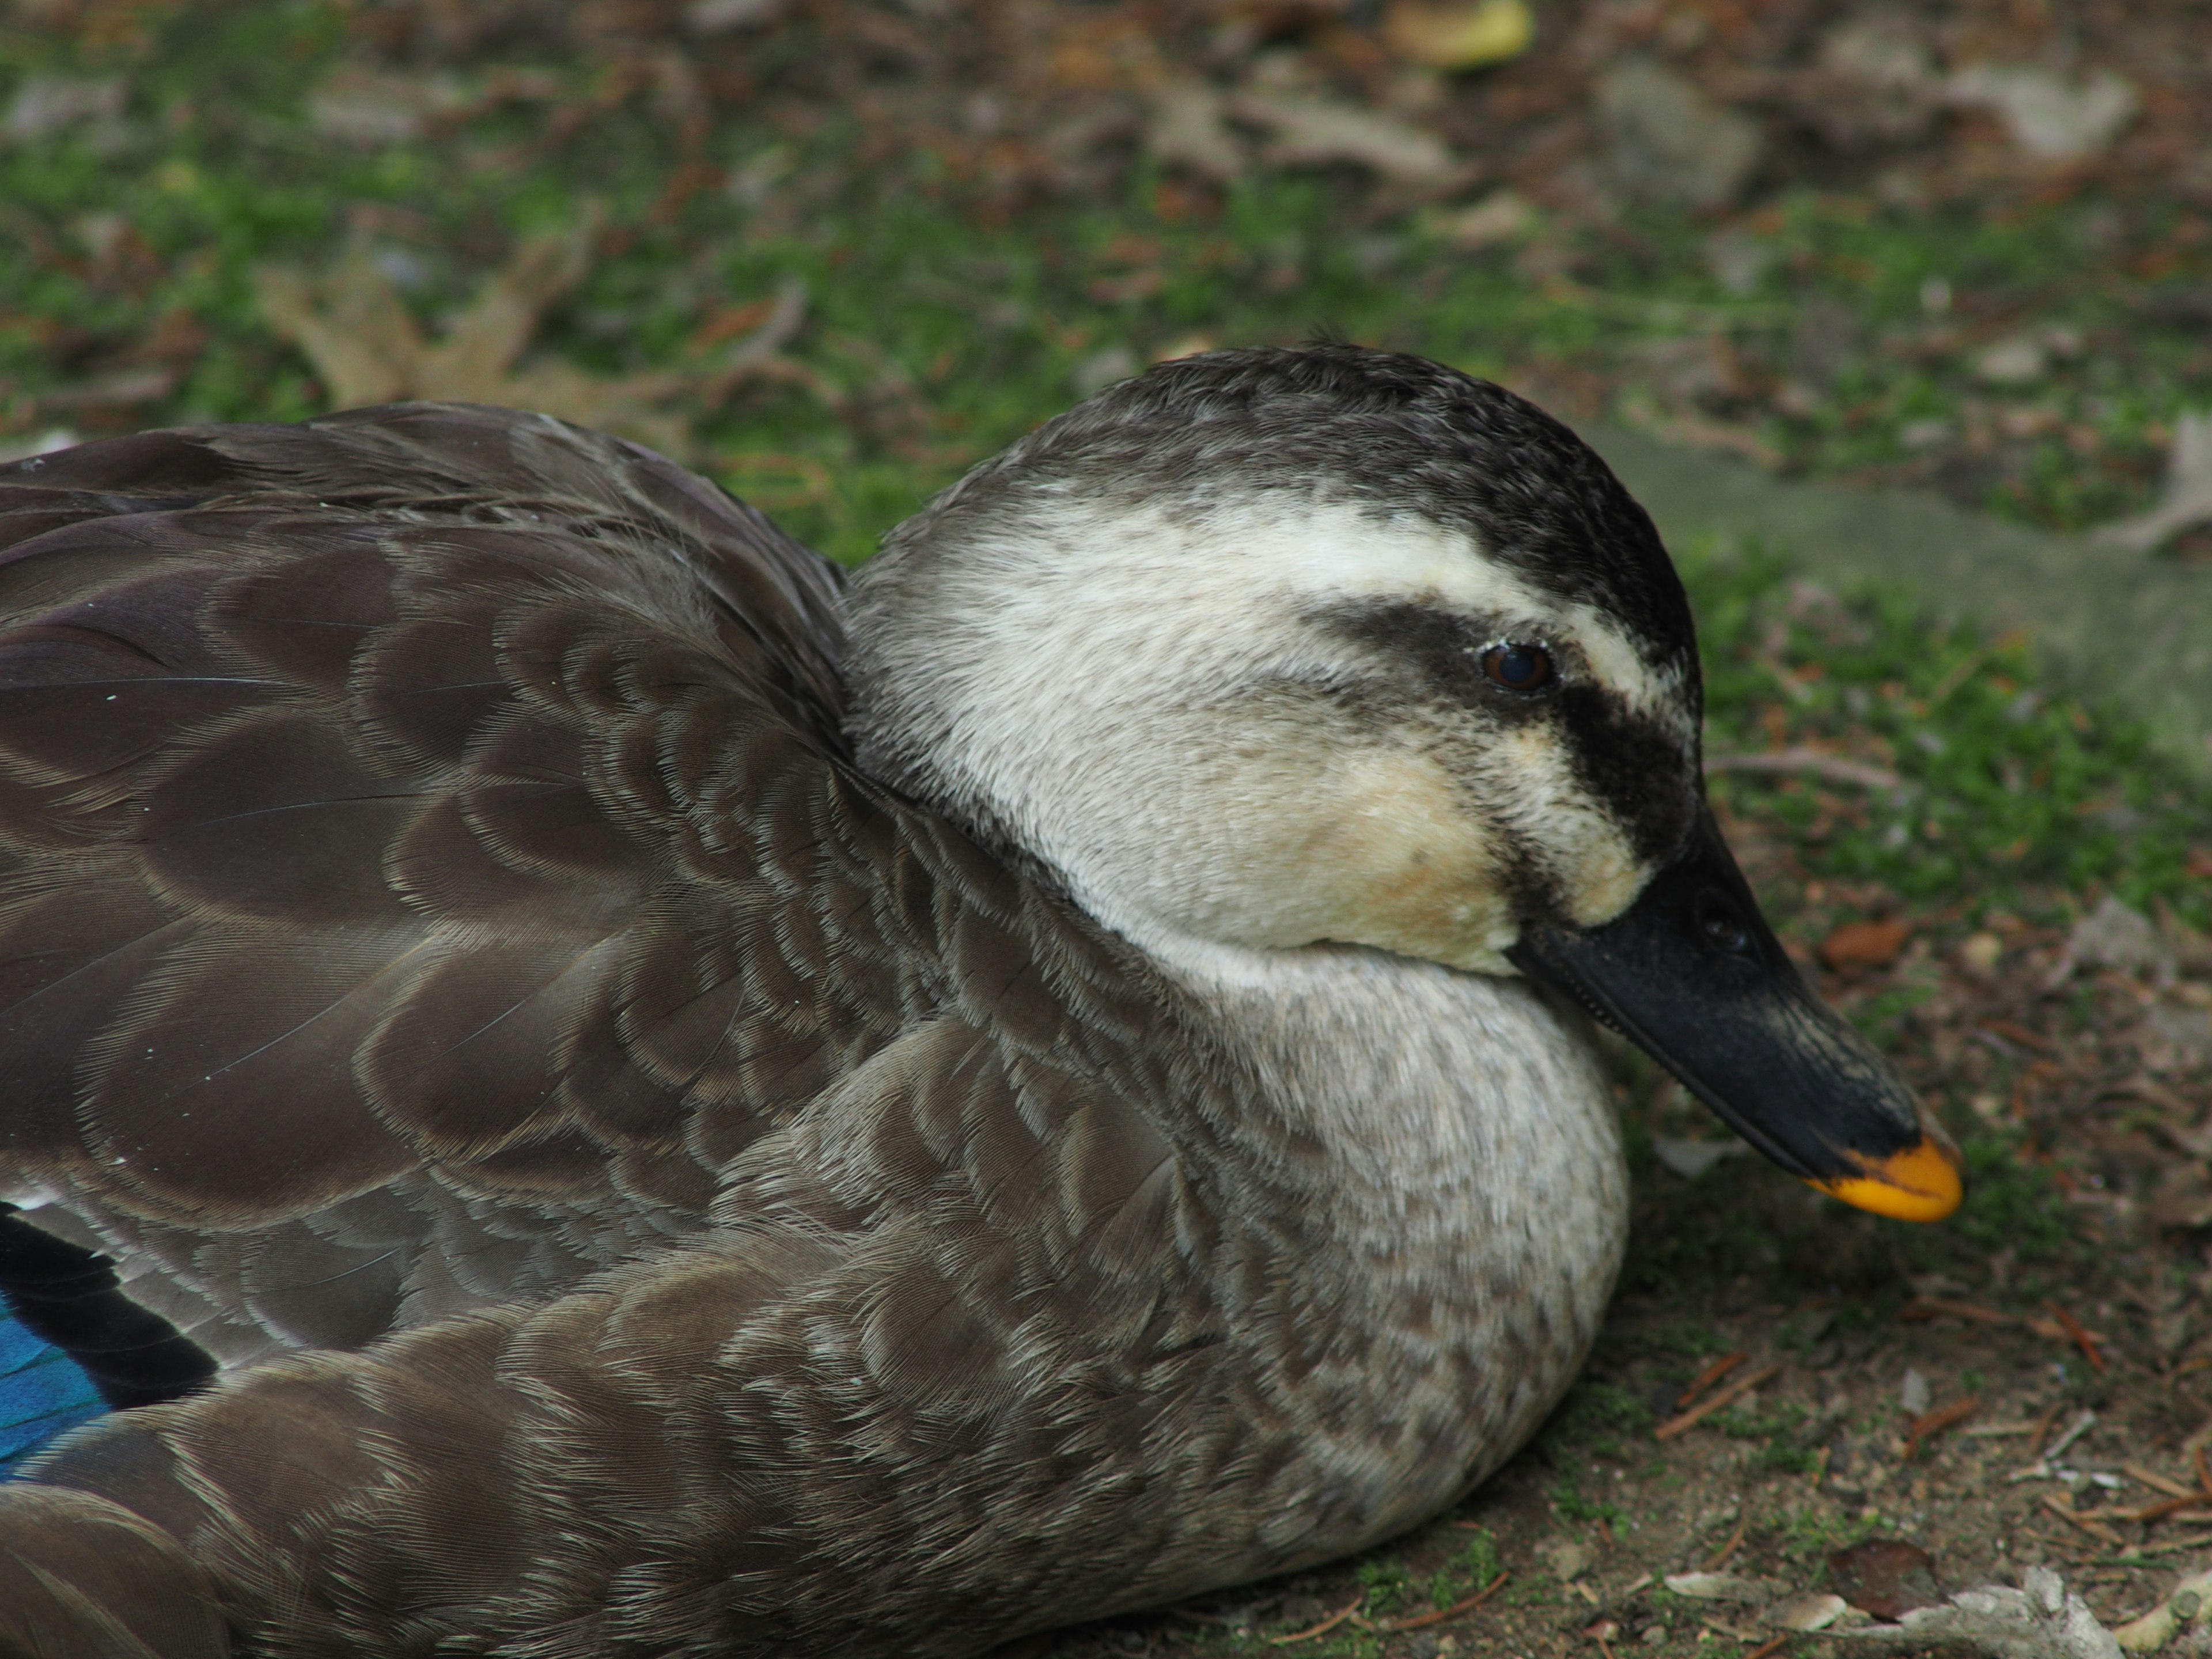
left=1509, top=806, right=1963, bottom=1222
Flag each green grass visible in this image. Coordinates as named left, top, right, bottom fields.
left=1947, top=1135, right=2074, bottom=1258
left=1447, top=1529, right=1501, bottom=1605
left=1685, top=541, right=2212, bottom=927
left=9, top=3, right=2212, bottom=548
left=1351, top=1556, right=1411, bottom=1616
left=1548, top=1475, right=1626, bottom=1529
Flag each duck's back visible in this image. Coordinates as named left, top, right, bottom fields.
left=0, top=403, right=1120, bottom=1435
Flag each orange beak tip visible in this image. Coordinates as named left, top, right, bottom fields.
left=1804, top=1138, right=1966, bottom=1224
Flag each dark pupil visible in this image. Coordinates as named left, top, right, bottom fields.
left=1486, top=644, right=1548, bottom=690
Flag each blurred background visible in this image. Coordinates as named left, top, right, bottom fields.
left=4, top=0, right=2210, bottom=560
left=5, top=2, right=2212, bottom=1652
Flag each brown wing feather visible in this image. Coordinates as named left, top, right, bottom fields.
left=20, top=1013, right=1241, bottom=1659
left=0, top=404, right=1028, bottom=1356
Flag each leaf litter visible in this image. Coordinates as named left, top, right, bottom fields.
left=255, top=210, right=810, bottom=458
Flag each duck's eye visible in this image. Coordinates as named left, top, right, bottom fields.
left=1480, top=642, right=1554, bottom=693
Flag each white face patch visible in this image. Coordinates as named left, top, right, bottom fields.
left=847, top=490, right=1698, bottom=979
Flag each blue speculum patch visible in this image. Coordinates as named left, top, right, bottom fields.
left=0, top=1308, right=104, bottom=1475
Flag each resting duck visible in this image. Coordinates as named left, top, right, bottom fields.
left=0, top=346, right=1959, bottom=1657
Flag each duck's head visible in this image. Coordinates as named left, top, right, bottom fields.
left=847, top=345, right=1961, bottom=1223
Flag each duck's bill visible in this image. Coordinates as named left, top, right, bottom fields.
left=1508, top=806, right=1964, bottom=1224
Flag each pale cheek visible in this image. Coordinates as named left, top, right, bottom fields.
left=1298, top=751, right=1516, bottom=968
left=1480, top=728, right=1651, bottom=932
left=1561, top=839, right=1647, bottom=929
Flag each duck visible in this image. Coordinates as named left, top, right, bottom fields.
left=0, top=344, right=1962, bottom=1658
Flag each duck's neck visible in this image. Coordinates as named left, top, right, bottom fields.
left=1166, top=937, right=1624, bottom=1252
left=1155, top=934, right=1632, bottom=1535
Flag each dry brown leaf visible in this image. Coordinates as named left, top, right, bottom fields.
left=1820, top=917, right=1912, bottom=970
left=1229, top=90, right=1472, bottom=191
left=2095, top=411, right=2212, bottom=555
left=1146, top=81, right=1248, bottom=184
left=1382, top=0, right=1535, bottom=71
left=255, top=213, right=809, bottom=459
left=307, top=66, right=469, bottom=146
left=253, top=252, right=418, bottom=408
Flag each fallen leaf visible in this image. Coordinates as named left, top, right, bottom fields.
left=253, top=251, right=423, bottom=408
left=1230, top=89, right=1472, bottom=191
left=685, top=0, right=787, bottom=32
left=255, top=210, right=805, bottom=459
left=2066, top=895, right=2169, bottom=975
left=1536, top=1537, right=1593, bottom=1582
left=1593, top=58, right=1763, bottom=213
left=34, top=365, right=177, bottom=414
left=1900, top=1368, right=1931, bottom=1416
left=1769, top=1593, right=1849, bottom=1633
left=5, top=75, right=126, bottom=142
left=307, top=66, right=469, bottom=147
left=1146, top=81, right=1248, bottom=184
left=1664, top=1573, right=1767, bottom=1604
left=1650, top=1137, right=1748, bottom=1180
left=1820, top=918, right=1911, bottom=971
left=2148, top=1164, right=2212, bottom=1230
left=1827, top=1567, right=2120, bottom=1659
left=1945, top=63, right=2138, bottom=161
left=1827, top=1539, right=1940, bottom=1623
left=1382, top=0, right=1535, bottom=71
left=1427, top=190, right=1536, bottom=251
left=2095, top=410, right=2212, bottom=555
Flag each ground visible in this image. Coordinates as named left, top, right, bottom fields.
left=3, top=1, right=2211, bottom=1655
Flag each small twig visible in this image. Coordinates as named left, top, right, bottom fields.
left=1271, top=1595, right=1365, bottom=1646
left=2132, top=1531, right=2212, bottom=1556
left=700, top=275, right=810, bottom=400
left=1377, top=1573, right=1510, bottom=1633
left=2031, top=1404, right=2065, bottom=1460
left=2047, top=1409, right=2099, bottom=1462
left=2194, top=1441, right=2212, bottom=1498
left=2124, top=1491, right=2212, bottom=1525
left=1679, top=1352, right=1751, bottom=1410
left=1904, top=1395, right=1980, bottom=1460
left=2046, top=1302, right=2109, bottom=1372
left=1900, top=1298, right=2016, bottom=1327
left=1926, top=645, right=1993, bottom=708
left=2124, top=1463, right=2199, bottom=1500
left=1705, top=1519, right=1749, bottom=1571
left=2043, top=1493, right=2127, bottom=1547
left=1656, top=1363, right=1783, bottom=1441
left=1745, top=1638, right=1791, bottom=1659
left=1980, top=1017, right=2056, bottom=1055
left=1705, top=748, right=1904, bottom=791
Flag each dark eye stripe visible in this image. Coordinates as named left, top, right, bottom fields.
left=1558, top=683, right=1699, bottom=866
left=1316, top=601, right=1554, bottom=710
left=1314, top=597, right=1698, bottom=868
